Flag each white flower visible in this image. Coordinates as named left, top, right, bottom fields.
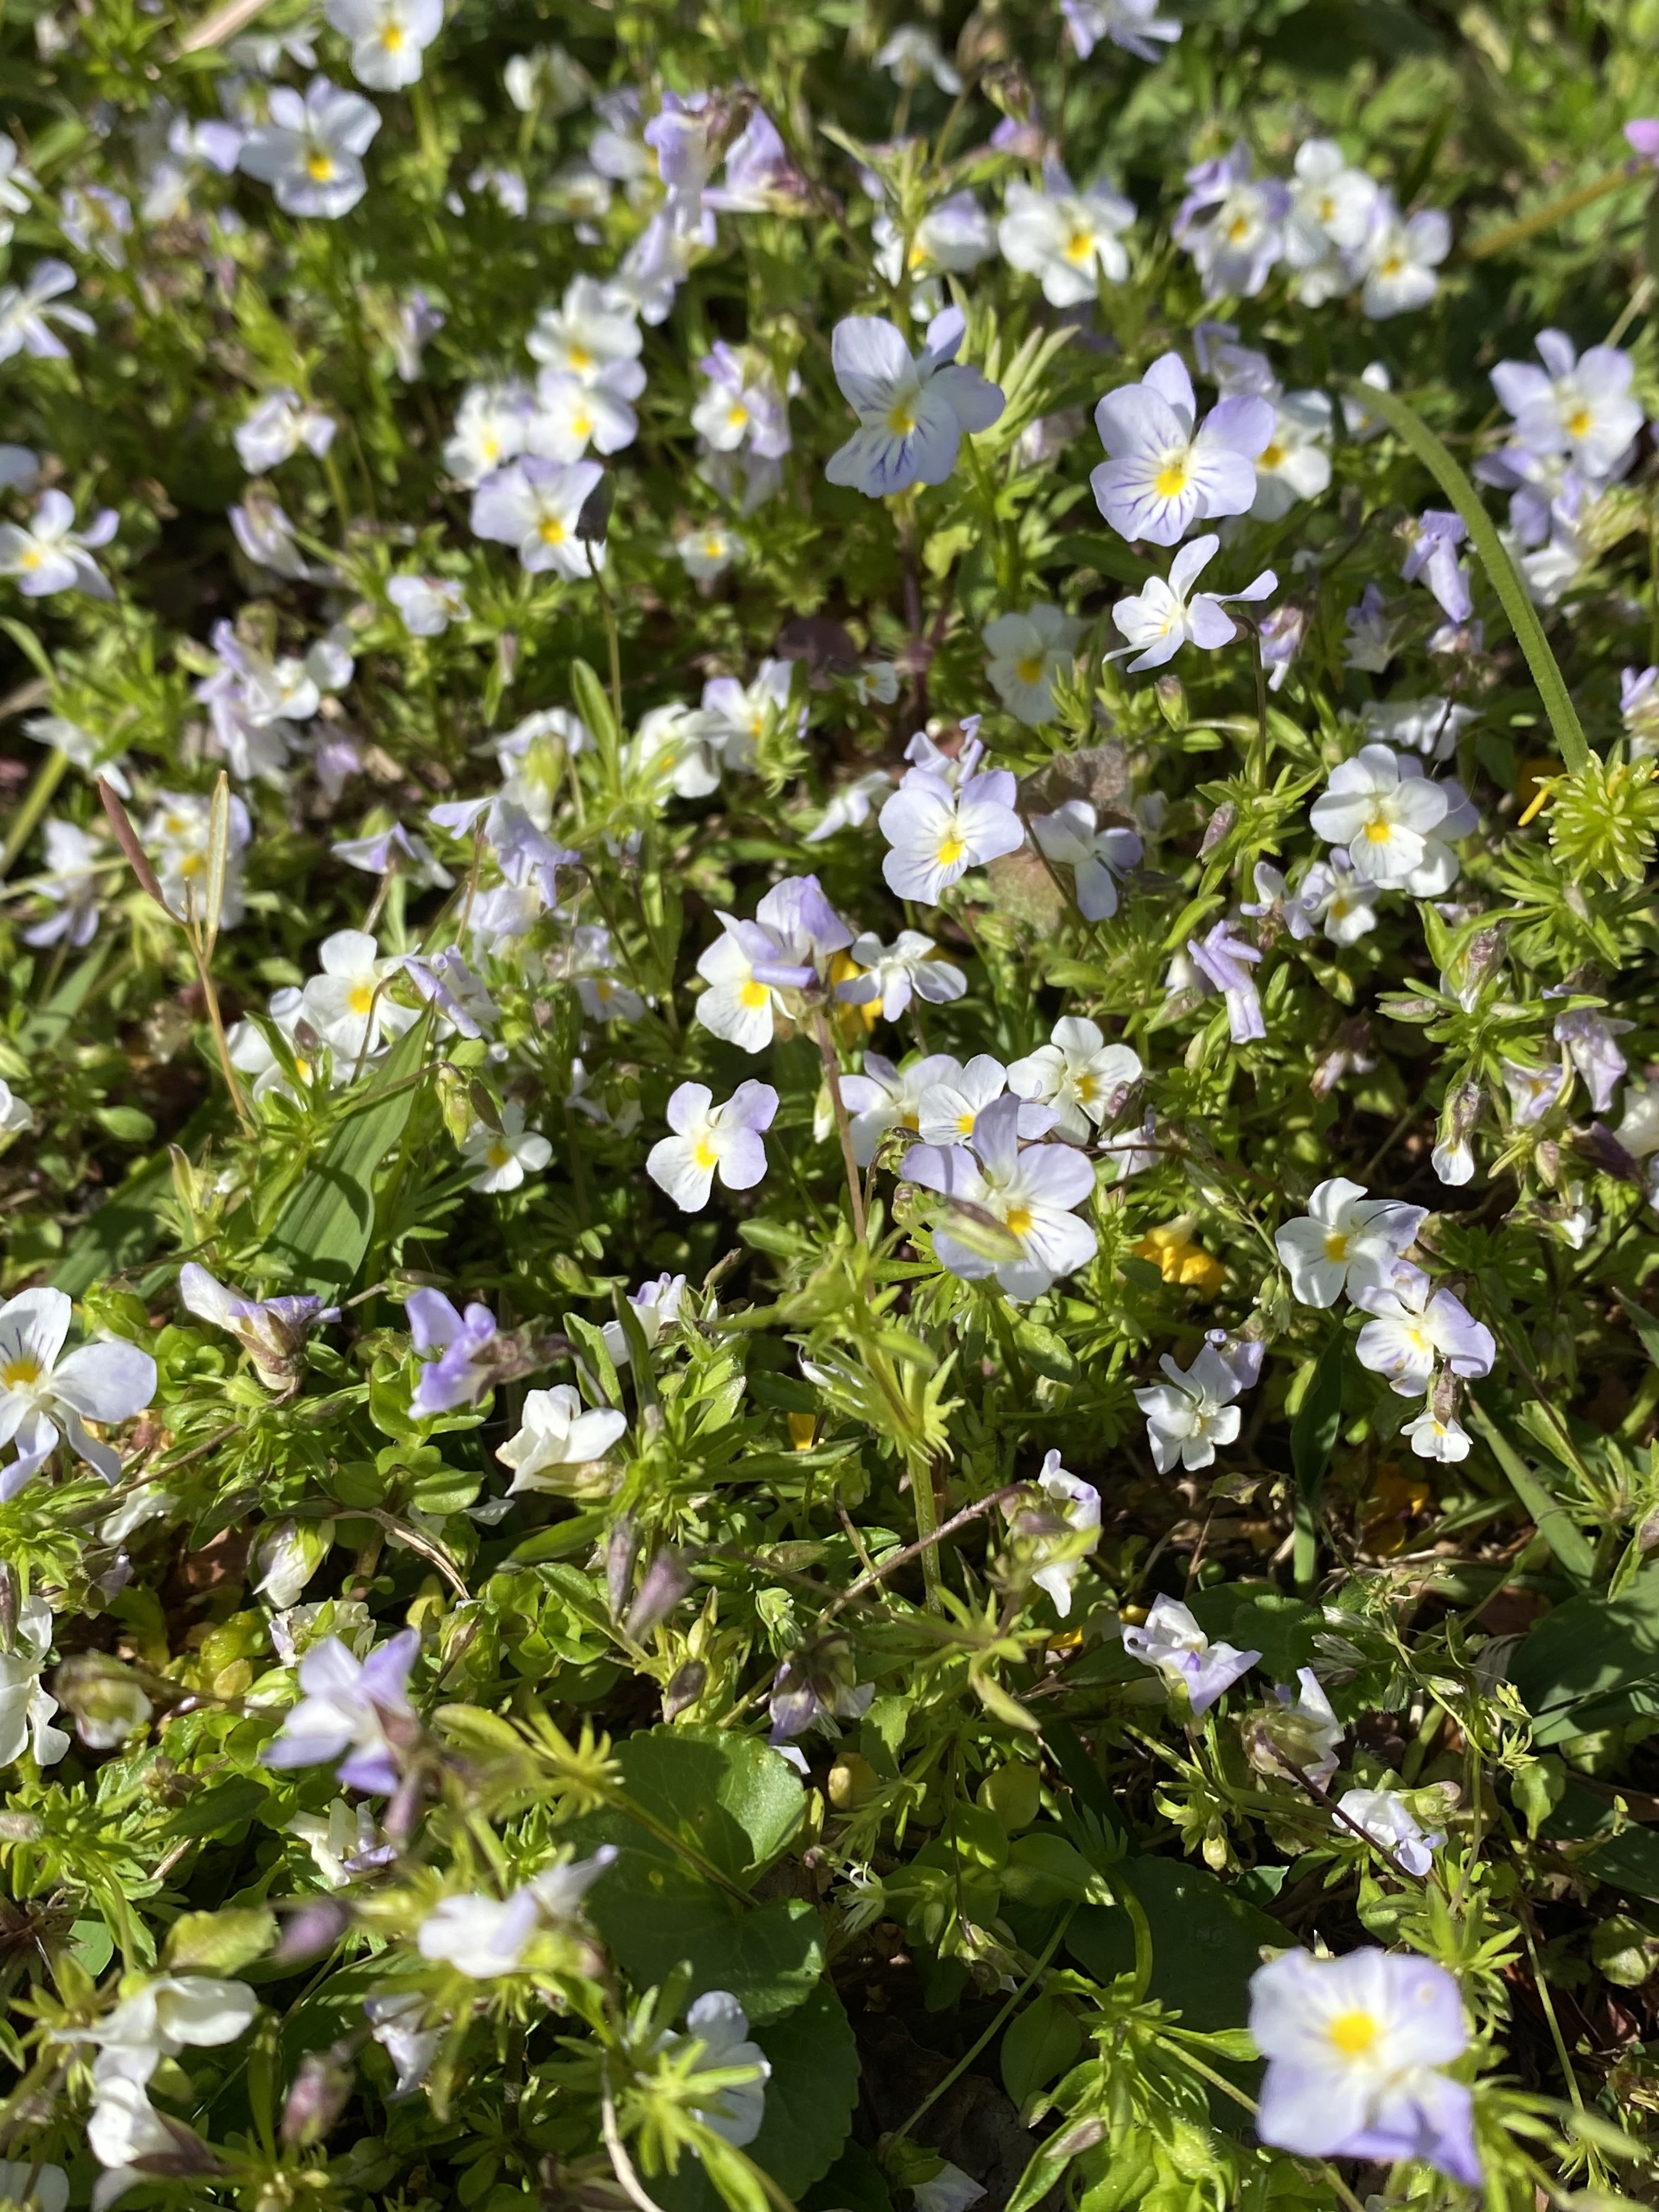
left=300, top=929, right=419, bottom=1062
left=1028, top=1449, right=1101, bottom=1616
left=443, top=380, right=535, bottom=486
left=998, top=172, right=1133, bottom=307
left=1353, top=1266, right=1495, bottom=1397
left=838, top=1052, right=961, bottom=1166
left=805, top=771, right=891, bottom=843
left=0, top=136, right=37, bottom=246
left=60, top=185, right=132, bottom=269
left=676, top=520, right=741, bottom=580
left=289, top=1798, right=381, bottom=1887
left=1491, top=328, right=1644, bottom=481
left=0, top=258, right=92, bottom=364
left=0, top=1592, right=69, bottom=1767
left=657, top=1991, right=771, bottom=2147
left=1401, top=1401, right=1471, bottom=1462
left=1273, top=1178, right=1426, bottom=1307
left=461, top=1102, right=552, bottom=1193
left=825, top=307, right=1003, bottom=498
left=0, top=1289, right=156, bottom=1496
left=0, top=488, right=117, bottom=600
left=690, top=658, right=798, bottom=774
left=417, top=1848, right=616, bottom=1977
left=1122, top=1593, right=1260, bottom=1714
left=983, top=603, right=1084, bottom=724
left=878, top=758, right=1024, bottom=904
left=902, top=1094, right=1098, bottom=1301
left=1092, top=352, right=1274, bottom=546
left=836, top=930, right=967, bottom=1023
left=1307, top=743, right=1454, bottom=890
left=874, top=190, right=996, bottom=297
left=1251, top=392, right=1332, bottom=520
left=1110, top=534, right=1276, bottom=674
left=601, top=1274, right=686, bottom=1368
left=0, top=1079, right=32, bottom=1137
left=388, top=572, right=469, bottom=636
left=1283, top=139, right=1380, bottom=303
left=234, top=388, right=337, bottom=472
left=1270, top=1668, right=1344, bottom=1787
left=238, top=77, right=381, bottom=219
left=1029, top=801, right=1142, bottom=922
left=529, top=368, right=639, bottom=463
left=647, top=1081, right=779, bottom=1211
left=912, top=2168, right=986, bottom=2212
left=325, top=0, right=442, bottom=90
left=874, top=24, right=962, bottom=91
left=1133, top=1344, right=1243, bottom=1474
left=1355, top=200, right=1449, bottom=319
left=1008, top=1016, right=1143, bottom=1144
left=471, top=456, right=605, bottom=577
left=498, top=1386, right=628, bottom=1493
left=916, top=1053, right=1033, bottom=1147
left=82, top=1971, right=259, bottom=2087
left=1338, top=1786, right=1444, bottom=1874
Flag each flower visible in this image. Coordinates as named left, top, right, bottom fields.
left=912, top=2168, right=988, bottom=2212
left=656, top=1992, right=771, bottom=2147
left=388, top=573, right=469, bottom=636
left=180, top=1265, right=333, bottom=1390
left=0, top=2165, right=64, bottom=2212
left=874, top=190, right=996, bottom=295
left=601, top=1274, right=686, bottom=1368
left=1251, top=392, right=1333, bottom=519
left=997, top=170, right=1135, bottom=307
left=0, top=1592, right=69, bottom=1767
left=1174, top=145, right=1291, bottom=299
left=839, top=1051, right=961, bottom=1165
left=690, top=658, right=802, bottom=774
left=497, top=1385, right=628, bottom=1493
left=983, top=603, right=1085, bottom=724
left=805, top=771, right=891, bottom=844
left=1061, top=0, right=1180, bottom=58
left=1091, top=355, right=1274, bottom=546
left=1022, top=1451, right=1101, bottom=1616
left=471, top=456, right=606, bottom=577
left=1492, top=329, right=1643, bottom=480
left=1553, top=1006, right=1631, bottom=1112
left=1354, top=1265, right=1495, bottom=1396
left=1121, top=1594, right=1260, bottom=1714
left=695, top=877, right=849, bottom=1050
left=1401, top=1399, right=1472, bottom=1462
left=416, top=1854, right=615, bottom=1977
left=916, top=1053, right=1048, bottom=1147
left=0, top=258, right=92, bottom=363
left=648, top=1081, right=780, bottom=1211
left=1337, top=1786, right=1445, bottom=1876
left=0, top=136, right=36, bottom=246
left=530, top=367, right=638, bottom=462
left=825, top=307, right=1004, bottom=498
left=334, top=823, right=453, bottom=888
left=902, top=1093, right=1098, bottom=1301
left=676, top=520, right=741, bottom=580
left=80, top=1972, right=258, bottom=2201
left=1249, top=1948, right=1480, bottom=2185
left=1007, top=1016, right=1143, bottom=1143
left=1266, top=1668, right=1344, bottom=1785
left=462, top=1102, right=552, bottom=1193
left=1308, top=744, right=1458, bottom=891
left=1132, top=1222, right=1223, bottom=1291
left=1109, top=534, right=1277, bottom=672
left=0, top=1079, right=31, bottom=1138
left=0, top=1288, right=156, bottom=1497
left=0, top=489, right=117, bottom=600
left=263, top=1629, right=419, bottom=1793
left=836, top=930, right=967, bottom=1022
left=1354, top=198, right=1450, bottom=319
left=878, top=757, right=1024, bottom=904
left=324, top=0, right=442, bottom=90
left=238, top=77, right=382, bottom=218
left=60, top=185, right=132, bottom=268
left=22, top=819, right=102, bottom=949
left=1283, top=139, right=1381, bottom=303
left=1134, top=1343, right=1244, bottom=1473
left=1273, top=1179, right=1426, bottom=1307
left=1028, top=801, right=1142, bottom=922
left=1400, top=509, right=1471, bottom=622
left=235, top=388, right=337, bottom=472
left=407, top=1289, right=500, bottom=1414
left=873, top=24, right=962, bottom=91
left=300, top=929, right=420, bottom=1062
left=1187, top=919, right=1266, bottom=1044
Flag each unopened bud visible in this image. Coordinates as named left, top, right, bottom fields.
left=663, top=1660, right=706, bottom=1721
left=1199, top=800, right=1235, bottom=859
left=625, top=1550, right=693, bottom=1641
left=381, top=1767, right=429, bottom=1848
left=273, top=1897, right=354, bottom=1966
left=252, top=1517, right=335, bottom=1611
left=1154, top=673, right=1187, bottom=731
left=606, top=1518, right=637, bottom=1623
left=281, top=2046, right=355, bottom=2148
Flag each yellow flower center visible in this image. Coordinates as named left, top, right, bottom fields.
left=740, top=979, right=770, bottom=1009
left=1064, top=228, right=1093, bottom=262
left=179, top=852, right=204, bottom=878
left=18, top=548, right=40, bottom=571
left=693, top=1137, right=719, bottom=1171
left=1016, top=652, right=1046, bottom=685
left=1363, top=815, right=1395, bottom=843
left=567, top=342, right=594, bottom=371
left=1567, top=405, right=1593, bottom=436
left=1075, top=1073, right=1097, bottom=1101
left=2, top=1354, right=41, bottom=1390
left=349, top=983, right=376, bottom=1017
left=887, top=399, right=918, bottom=435
left=381, top=21, right=404, bottom=47
left=1260, top=441, right=1284, bottom=470
left=1227, top=214, right=1251, bottom=241
left=570, top=410, right=594, bottom=439
left=307, top=151, right=336, bottom=182
left=1154, top=458, right=1189, bottom=498
left=1323, top=1231, right=1349, bottom=1261
left=1379, top=252, right=1404, bottom=277
left=486, top=1141, right=512, bottom=1169
left=727, top=403, right=750, bottom=428
left=1328, top=2010, right=1379, bottom=2057
left=935, top=831, right=967, bottom=867
left=539, top=516, right=566, bottom=544
left=956, top=1111, right=975, bottom=1137
left=1005, top=1205, right=1032, bottom=1238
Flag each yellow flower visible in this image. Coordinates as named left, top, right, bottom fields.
left=1133, top=1222, right=1226, bottom=1295
left=828, top=948, right=879, bottom=1036
left=787, top=1412, right=819, bottom=1451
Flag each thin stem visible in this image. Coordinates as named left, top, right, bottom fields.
left=812, top=1007, right=866, bottom=1240
left=897, top=1908, right=1074, bottom=2140
left=185, top=924, right=255, bottom=1135
left=1466, top=161, right=1643, bottom=260
left=0, top=747, right=67, bottom=882
left=600, top=2072, right=673, bottom=2212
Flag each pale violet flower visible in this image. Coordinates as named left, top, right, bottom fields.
left=1026, top=1449, right=1101, bottom=1617
left=676, top=520, right=741, bottom=582
left=874, top=24, right=962, bottom=92
left=1135, top=1344, right=1244, bottom=1474
left=1283, top=139, right=1380, bottom=304
left=1273, top=1179, right=1425, bottom=1307
left=601, top=1274, right=686, bottom=1368
left=0, top=1592, right=70, bottom=1767
left=1109, top=534, right=1276, bottom=672
left=983, top=603, right=1084, bottom=724
left=1249, top=1948, right=1479, bottom=2185
left=694, top=876, right=850, bottom=1050
left=1337, top=1786, right=1445, bottom=1876
left=334, top=822, right=452, bottom=888
left=0, top=1288, right=156, bottom=1497
left=388, top=573, right=469, bottom=636
left=1553, top=1006, right=1631, bottom=1113
left=497, top=1386, right=627, bottom=1493
left=878, top=755, right=1024, bottom=904
left=998, top=170, right=1134, bottom=307
left=825, top=307, right=1003, bottom=498
left=1187, top=919, right=1265, bottom=1044
left=1174, top=146, right=1291, bottom=298
left=1308, top=744, right=1459, bottom=892
left=462, top=1102, right=552, bottom=1193
left=916, top=1054, right=1048, bottom=1148
left=262, top=1629, right=420, bottom=1793
left=1355, top=198, right=1450, bottom=319
left=471, top=456, right=605, bottom=577
left=648, top=1081, right=779, bottom=1211
left=1354, top=1265, right=1495, bottom=1397
left=657, top=1991, right=771, bottom=2148
left=1061, top=0, right=1181, bottom=61
left=234, top=388, right=337, bottom=472
left=1007, top=1016, right=1142, bottom=1144
left=1091, top=353, right=1273, bottom=546
left=416, top=1851, right=615, bottom=1977
left=405, top=1289, right=501, bottom=1416
left=901, top=1093, right=1098, bottom=1301
left=804, top=771, right=891, bottom=844
left=874, top=191, right=996, bottom=296
left=180, top=1264, right=333, bottom=1391
left=1122, top=1594, right=1260, bottom=1715
left=837, top=930, right=967, bottom=1022
left=690, top=658, right=800, bottom=774
left=238, top=78, right=382, bottom=219
left=325, top=0, right=442, bottom=91
left=1251, top=392, right=1332, bottom=520
left=0, top=259, right=93, bottom=364
left=1492, top=329, right=1642, bottom=479
left=0, top=489, right=117, bottom=600
left=1029, top=802, right=1142, bottom=923
left=839, top=1052, right=961, bottom=1167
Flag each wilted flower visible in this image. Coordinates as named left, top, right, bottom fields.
left=180, top=1265, right=334, bottom=1391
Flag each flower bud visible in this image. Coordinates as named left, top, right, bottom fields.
left=625, top=1550, right=693, bottom=1641
left=53, top=1654, right=154, bottom=1749
left=252, top=1517, right=335, bottom=1610
left=1155, top=673, right=1187, bottom=731
left=273, top=1897, right=354, bottom=1966
left=281, top=2046, right=355, bottom=2148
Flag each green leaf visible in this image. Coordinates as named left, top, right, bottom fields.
left=1001, top=1831, right=1110, bottom=1909
left=162, top=1778, right=270, bottom=1839
left=1467, top=1398, right=1595, bottom=1587
left=1509, top=1561, right=1659, bottom=1745
left=574, top=1841, right=824, bottom=2021
left=1616, top=1290, right=1659, bottom=1373
left=613, top=1724, right=806, bottom=1885
left=52, top=1158, right=173, bottom=1297
left=1335, top=376, right=1589, bottom=774
left=1187, top=1586, right=1322, bottom=1679
left=163, top=1906, right=276, bottom=1972
left=1001, top=1993, right=1084, bottom=2106
left=1290, top=1329, right=1345, bottom=1507
left=269, top=1015, right=431, bottom=1294
left=1068, top=1856, right=1280, bottom=2041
